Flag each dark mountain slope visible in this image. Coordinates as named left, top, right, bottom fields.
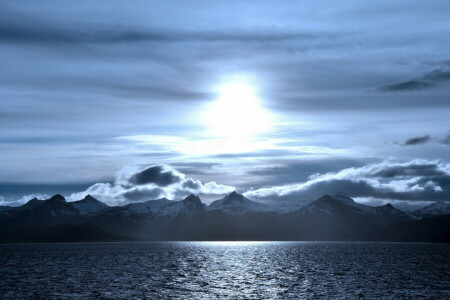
left=0, top=192, right=448, bottom=243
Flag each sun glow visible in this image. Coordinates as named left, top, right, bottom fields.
left=203, top=78, right=271, bottom=138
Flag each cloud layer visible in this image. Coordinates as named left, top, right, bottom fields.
left=5, top=159, right=450, bottom=211
left=69, top=165, right=234, bottom=205
left=245, top=159, right=450, bottom=206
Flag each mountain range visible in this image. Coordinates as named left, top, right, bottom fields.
left=0, top=192, right=449, bottom=243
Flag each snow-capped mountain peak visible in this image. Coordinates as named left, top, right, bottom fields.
left=413, top=201, right=450, bottom=218
left=49, top=194, right=66, bottom=202
left=82, top=195, right=97, bottom=201
left=297, top=193, right=413, bottom=222
left=71, top=194, right=109, bottom=216
left=20, top=197, right=45, bottom=211
left=373, top=203, right=412, bottom=220
left=183, top=194, right=202, bottom=205
left=334, top=192, right=356, bottom=204
left=179, top=194, right=206, bottom=214
left=221, top=191, right=251, bottom=205
left=208, top=192, right=272, bottom=215
left=297, top=194, right=361, bottom=216
left=118, top=195, right=206, bottom=219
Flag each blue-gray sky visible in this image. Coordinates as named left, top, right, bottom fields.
left=1, top=1, right=450, bottom=210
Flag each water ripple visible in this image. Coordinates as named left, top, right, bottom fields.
left=0, top=242, right=449, bottom=299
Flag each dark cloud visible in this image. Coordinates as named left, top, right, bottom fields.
left=379, top=80, right=433, bottom=92
left=404, top=135, right=431, bottom=146
left=394, top=133, right=450, bottom=146
left=182, top=178, right=202, bottom=190
left=379, top=68, right=450, bottom=92
left=367, top=163, right=446, bottom=178
left=423, top=69, right=450, bottom=82
left=122, top=187, right=163, bottom=201
left=128, top=165, right=182, bottom=186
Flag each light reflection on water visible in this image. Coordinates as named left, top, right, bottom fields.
left=188, top=241, right=274, bottom=246
left=0, top=242, right=449, bottom=299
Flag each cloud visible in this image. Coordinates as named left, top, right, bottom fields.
left=128, top=165, right=182, bottom=186
left=245, top=158, right=367, bottom=185
left=395, top=133, right=450, bottom=146
left=244, top=159, right=450, bottom=206
left=404, top=135, right=431, bottom=145
left=380, top=80, right=433, bottom=91
left=379, top=67, right=450, bottom=92
left=441, top=134, right=450, bottom=145
left=169, top=162, right=221, bottom=176
left=0, top=193, right=50, bottom=206
left=68, top=164, right=234, bottom=205
left=2, top=1, right=450, bottom=193
left=424, top=69, right=450, bottom=82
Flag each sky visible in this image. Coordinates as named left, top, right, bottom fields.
left=1, top=1, right=450, bottom=210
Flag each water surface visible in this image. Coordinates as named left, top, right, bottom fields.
left=0, top=242, right=448, bottom=299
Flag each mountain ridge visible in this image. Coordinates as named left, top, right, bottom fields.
left=0, top=192, right=448, bottom=243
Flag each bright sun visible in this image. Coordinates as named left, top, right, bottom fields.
left=203, top=78, right=271, bottom=138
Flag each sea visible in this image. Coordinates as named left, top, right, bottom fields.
left=0, top=242, right=448, bottom=299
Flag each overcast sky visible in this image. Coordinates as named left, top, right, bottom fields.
left=1, top=1, right=450, bottom=210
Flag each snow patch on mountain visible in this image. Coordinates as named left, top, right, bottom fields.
left=208, top=191, right=273, bottom=215
left=297, top=192, right=413, bottom=221
left=413, top=201, right=450, bottom=218
left=114, top=194, right=206, bottom=219
left=71, top=195, right=110, bottom=216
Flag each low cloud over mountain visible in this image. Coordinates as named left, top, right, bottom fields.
left=4, top=159, right=449, bottom=210
left=69, top=165, right=234, bottom=205
left=245, top=159, right=450, bottom=206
